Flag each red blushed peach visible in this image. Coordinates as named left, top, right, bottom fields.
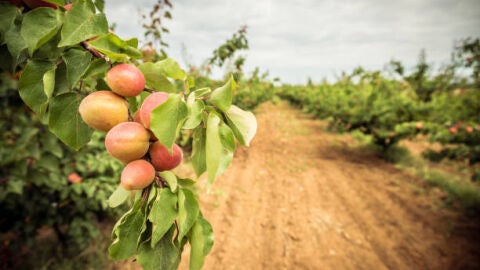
left=79, top=91, right=129, bottom=132
left=138, top=92, right=169, bottom=128
left=106, top=64, right=145, bottom=97
left=121, top=160, right=156, bottom=190
left=149, top=142, right=183, bottom=171
left=67, top=173, right=82, bottom=184
left=449, top=127, right=458, bottom=134
left=105, top=122, right=150, bottom=163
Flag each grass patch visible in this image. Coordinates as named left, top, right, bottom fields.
left=391, top=147, right=480, bottom=211
left=419, top=169, right=480, bottom=210
left=347, top=132, right=480, bottom=211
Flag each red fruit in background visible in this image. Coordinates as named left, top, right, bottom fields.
left=67, top=173, right=82, bottom=184
left=23, top=0, right=57, bottom=9
left=105, top=122, right=150, bottom=163
left=79, top=91, right=129, bottom=132
left=138, top=92, right=169, bottom=128
left=64, top=3, right=72, bottom=10
left=149, top=142, right=183, bottom=171
left=449, top=127, right=458, bottom=134
left=415, top=122, right=423, bottom=129
left=121, top=160, right=156, bottom=190
left=106, top=64, right=145, bottom=97
left=465, top=126, right=473, bottom=133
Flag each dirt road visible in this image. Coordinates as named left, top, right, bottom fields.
left=179, top=102, right=480, bottom=270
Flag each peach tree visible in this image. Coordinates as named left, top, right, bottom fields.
left=0, top=1, right=257, bottom=269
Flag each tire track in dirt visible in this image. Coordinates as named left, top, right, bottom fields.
left=178, top=102, right=480, bottom=270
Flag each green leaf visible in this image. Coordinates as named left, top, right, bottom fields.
left=5, top=22, right=26, bottom=69
left=183, top=93, right=205, bottom=129
left=137, top=228, right=181, bottom=270
left=62, top=48, right=92, bottom=88
left=206, top=113, right=235, bottom=185
left=87, top=33, right=142, bottom=62
left=177, top=178, right=196, bottom=188
left=94, top=0, right=105, bottom=12
left=125, top=37, right=138, bottom=48
left=191, top=127, right=207, bottom=177
left=44, top=0, right=65, bottom=5
left=138, top=62, right=176, bottom=92
left=208, top=75, right=236, bottom=112
left=192, top=87, right=211, bottom=98
left=0, top=3, right=18, bottom=43
left=224, top=105, right=257, bottom=146
left=149, top=188, right=177, bottom=247
left=159, top=171, right=178, bottom=192
left=53, top=62, right=70, bottom=94
left=150, top=94, right=188, bottom=153
left=48, top=92, right=94, bottom=150
left=21, top=7, right=62, bottom=55
left=41, top=131, right=63, bottom=158
left=36, top=153, right=59, bottom=172
left=59, top=0, right=108, bottom=47
left=189, top=216, right=214, bottom=270
left=156, top=58, right=186, bottom=80
left=32, top=30, right=64, bottom=61
left=108, top=185, right=130, bottom=208
left=18, top=60, right=54, bottom=117
left=82, top=57, right=109, bottom=78
left=43, top=67, right=56, bottom=100
left=177, top=188, right=199, bottom=243
left=109, top=198, right=146, bottom=260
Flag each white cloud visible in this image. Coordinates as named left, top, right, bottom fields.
left=105, top=0, right=480, bottom=84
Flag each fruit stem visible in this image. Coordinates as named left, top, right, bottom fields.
left=81, top=41, right=111, bottom=65
left=140, top=186, right=150, bottom=208
left=144, top=88, right=156, bottom=93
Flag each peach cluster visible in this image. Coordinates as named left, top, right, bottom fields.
left=79, top=64, right=183, bottom=190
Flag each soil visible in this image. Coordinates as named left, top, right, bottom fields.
left=176, top=102, right=480, bottom=270
left=119, top=101, right=480, bottom=270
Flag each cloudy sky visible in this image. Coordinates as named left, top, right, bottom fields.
left=105, top=0, right=480, bottom=84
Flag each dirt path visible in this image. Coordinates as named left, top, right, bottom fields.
left=177, top=102, right=480, bottom=270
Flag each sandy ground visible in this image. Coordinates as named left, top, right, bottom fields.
left=119, top=102, right=480, bottom=270
left=176, top=102, right=480, bottom=270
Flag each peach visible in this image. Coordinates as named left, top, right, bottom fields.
left=106, top=64, right=145, bottom=97
left=121, top=160, right=156, bottom=190
left=449, top=127, right=458, bottom=134
left=138, top=92, right=169, bottom=128
left=79, top=91, right=129, bottom=132
left=149, top=142, right=183, bottom=171
left=105, top=122, right=150, bottom=163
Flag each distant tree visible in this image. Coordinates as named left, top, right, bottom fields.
left=140, top=0, right=173, bottom=57
left=208, top=25, right=249, bottom=74
left=455, top=37, right=480, bottom=87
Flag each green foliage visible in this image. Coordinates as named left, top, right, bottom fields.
left=208, top=26, right=249, bottom=72
left=0, top=75, right=122, bottom=256
left=1, top=1, right=257, bottom=269
left=278, top=70, right=425, bottom=152
left=455, top=37, right=480, bottom=86
left=109, top=180, right=212, bottom=270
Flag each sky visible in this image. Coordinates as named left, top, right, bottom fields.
left=105, top=0, right=480, bottom=84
